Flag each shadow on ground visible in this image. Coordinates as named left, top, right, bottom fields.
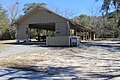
left=3, top=41, right=46, bottom=46
left=87, top=72, right=120, bottom=80
left=0, top=66, right=81, bottom=80
left=1, top=65, right=120, bottom=80
left=81, top=42, right=120, bottom=52
left=3, top=41, right=75, bottom=50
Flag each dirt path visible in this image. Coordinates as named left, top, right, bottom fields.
left=0, top=40, right=47, bottom=57
left=0, top=40, right=119, bottom=80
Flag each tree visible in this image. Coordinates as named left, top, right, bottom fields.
left=22, top=2, right=46, bottom=13
left=8, top=2, right=20, bottom=39
left=50, top=7, right=76, bottom=19
left=106, top=11, right=120, bottom=38
left=96, top=0, right=120, bottom=11
left=9, top=2, right=19, bottom=25
left=74, top=14, right=95, bottom=29
left=96, top=0, right=120, bottom=28
left=73, top=14, right=119, bottom=38
left=0, top=5, right=10, bottom=40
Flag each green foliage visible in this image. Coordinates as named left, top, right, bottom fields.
left=74, top=12, right=119, bottom=38
left=74, top=14, right=91, bottom=29
left=74, top=14, right=100, bottom=30
left=22, top=2, right=46, bottom=13
left=97, top=0, right=120, bottom=29
left=0, top=5, right=15, bottom=40
left=96, top=0, right=120, bottom=12
left=0, top=5, right=13, bottom=40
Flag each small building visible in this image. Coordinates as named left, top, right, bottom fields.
left=15, top=6, right=95, bottom=46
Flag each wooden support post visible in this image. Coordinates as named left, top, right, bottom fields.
left=87, top=32, right=89, bottom=40
left=93, top=33, right=96, bottom=40
left=89, top=32, right=92, bottom=41
left=89, top=32, right=91, bottom=41
left=88, top=32, right=90, bottom=41
left=37, top=29, right=40, bottom=42
left=86, top=32, right=88, bottom=40
left=74, top=26, right=77, bottom=36
left=29, top=28, right=31, bottom=41
left=85, top=31, right=87, bottom=41
left=83, top=30, right=85, bottom=40
left=79, top=29, right=81, bottom=39
left=91, top=32, right=95, bottom=40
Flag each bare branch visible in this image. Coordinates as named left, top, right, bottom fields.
left=50, top=7, right=76, bottom=19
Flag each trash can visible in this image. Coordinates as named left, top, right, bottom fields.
left=70, top=36, right=78, bottom=47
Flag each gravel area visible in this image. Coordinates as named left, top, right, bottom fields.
left=0, top=40, right=120, bottom=80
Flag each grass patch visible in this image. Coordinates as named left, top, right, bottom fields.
left=0, top=53, right=47, bottom=71
left=0, top=53, right=64, bottom=75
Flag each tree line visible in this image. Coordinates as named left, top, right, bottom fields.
left=74, top=11, right=120, bottom=38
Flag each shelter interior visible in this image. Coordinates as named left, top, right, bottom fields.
left=29, top=23, right=55, bottom=42
left=28, top=22, right=95, bottom=42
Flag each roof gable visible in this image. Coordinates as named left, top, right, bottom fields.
left=15, top=6, right=70, bottom=24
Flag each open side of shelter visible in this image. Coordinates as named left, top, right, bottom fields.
left=15, top=6, right=95, bottom=46
left=29, top=22, right=55, bottom=42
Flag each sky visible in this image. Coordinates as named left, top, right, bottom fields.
left=0, top=0, right=103, bottom=17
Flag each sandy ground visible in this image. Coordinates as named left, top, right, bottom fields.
left=0, top=40, right=120, bottom=80
left=0, top=40, right=11, bottom=50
